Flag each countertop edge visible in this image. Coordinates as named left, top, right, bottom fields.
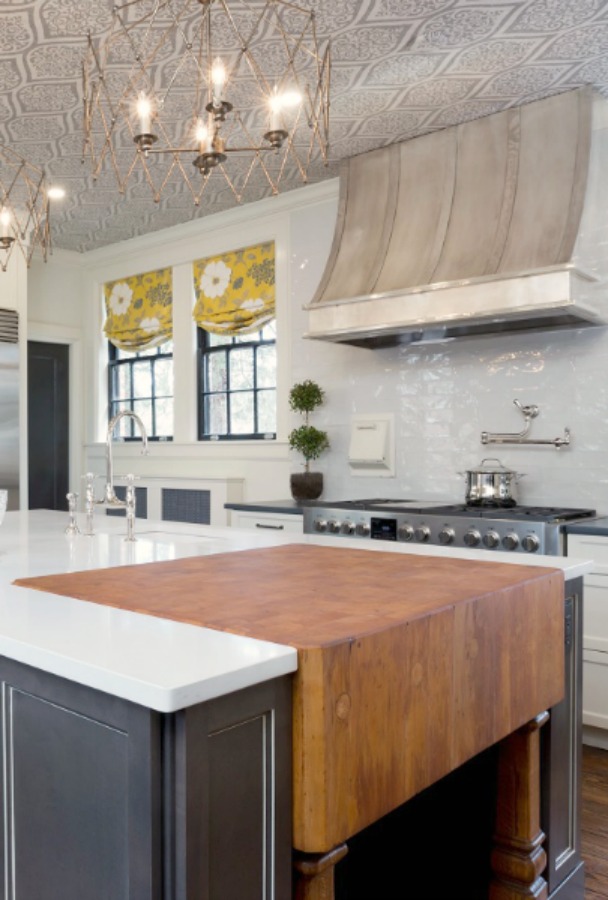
left=225, top=500, right=304, bottom=515
left=565, top=516, right=608, bottom=537
left=0, top=511, right=592, bottom=713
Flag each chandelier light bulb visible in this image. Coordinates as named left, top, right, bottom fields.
left=195, top=117, right=214, bottom=154
left=0, top=208, right=10, bottom=237
left=269, top=87, right=283, bottom=132
left=207, top=113, right=216, bottom=153
left=136, top=92, right=153, bottom=135
left=211, top=57, right=226, bottom=103
left=47, top=186, right=66, bottom=200
left=279, top=89, right=302, bottom=108
left=195, top=117, right=208, bottom=151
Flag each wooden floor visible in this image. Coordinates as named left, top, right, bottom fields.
left=583, top=745, right=608, bottom=899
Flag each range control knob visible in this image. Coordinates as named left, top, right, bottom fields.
left=356, top=521, right=371, bottom=537
left=483, top=530, right=500, bottom=549
left=502, top=532, right=519, bottom=551
left=398, top=524, right=414, bottom=542
left=464, top=529, right=481, bottom=547
left=314, top=518, right=327, bottom=533
left=522, top=534, right=540, bottom=553
left=438, top=527, right=455, bottom=545
left=341, top=521, right=356, bottom=536
left=328, top=519, right=341, bottom=534
left=414, top=525, right=431, bottom=543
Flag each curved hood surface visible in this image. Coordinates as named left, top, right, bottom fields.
left=306, top=88, right=608, bottom=347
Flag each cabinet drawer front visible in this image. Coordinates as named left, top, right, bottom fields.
left=233, top=512, right=303, bottom=533
left=569, top=534, right=608, bottom=570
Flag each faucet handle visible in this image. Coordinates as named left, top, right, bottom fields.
left=65, top=492, right=80, bottom=535
left=117, top=473, right=140, bottom=484
left=513, top=398, right=539, bottom=419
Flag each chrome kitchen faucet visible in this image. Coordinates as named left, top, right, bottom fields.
left=83, top=411, right=149, bottom=541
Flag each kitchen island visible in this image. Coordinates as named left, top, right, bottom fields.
left=0, top=511, right=592, bottom=900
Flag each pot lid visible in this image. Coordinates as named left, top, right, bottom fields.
left=468, top=458, right=517, bottom=475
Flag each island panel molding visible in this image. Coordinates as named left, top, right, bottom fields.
left=15, top=543, right=566, bottom=854
left=0, top=656, right=292, bottom=900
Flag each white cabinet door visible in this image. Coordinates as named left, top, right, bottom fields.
left=568, top=534, right=608, bottom=732
left=582, top=648, right=608, bottom=730
left=581, top=574, right=608, bottom=653
left=230, top=511, right=303, bottom=534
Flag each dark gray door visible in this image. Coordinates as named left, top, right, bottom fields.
left=27, top=341, right=69, bottom=510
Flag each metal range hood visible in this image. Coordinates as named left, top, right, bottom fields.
left=306, top=88, right=608, bottom=348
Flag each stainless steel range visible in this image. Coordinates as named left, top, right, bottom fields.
left=302, top=499, right=597, bottom=555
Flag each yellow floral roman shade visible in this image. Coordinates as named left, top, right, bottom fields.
left=104, top=267, right=173, bottom=351
left=192, top=241, right=275, bottom=336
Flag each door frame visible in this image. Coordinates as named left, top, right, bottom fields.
left=26, top=323, right=83, bottom=509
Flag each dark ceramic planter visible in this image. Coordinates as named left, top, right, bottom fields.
left=290, top=472, right=323, bottom=501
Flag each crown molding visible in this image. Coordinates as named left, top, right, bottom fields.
left=82, top=179, right=339, bottom=271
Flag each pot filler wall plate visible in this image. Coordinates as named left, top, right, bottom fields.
left=305, top=88, right=608, bottom=348
left=348, top=414, right=395, bottom=477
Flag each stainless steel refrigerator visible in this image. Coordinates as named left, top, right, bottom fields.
left=0, top=308, right=19, bottom=510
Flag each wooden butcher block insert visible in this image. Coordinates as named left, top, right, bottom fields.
left=15, top=544, right=565, bottom=854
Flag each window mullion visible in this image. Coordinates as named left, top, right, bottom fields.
left=253, top=344, right=259, bottom=435
left=150, top=357, right=156, bottom=437
left=198, top=326, right=275, bottom=440
left=128, top=359, right=134, bottom=425
left=107, top=341, right=173, bottom=441
left=225, top=346, right=231, bottom=436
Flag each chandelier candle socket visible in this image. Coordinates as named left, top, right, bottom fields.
left=82, top=0, right=331, bottom=206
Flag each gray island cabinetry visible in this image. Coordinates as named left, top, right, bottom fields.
left=0, top=656, right=292, bottom=900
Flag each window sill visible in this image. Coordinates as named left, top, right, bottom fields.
left=85, top=439, right=291, bottom=461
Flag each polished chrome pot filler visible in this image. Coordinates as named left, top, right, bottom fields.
left=302, top=499, right=597, bottom=555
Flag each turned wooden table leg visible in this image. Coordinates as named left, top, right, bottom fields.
left=490, top=711, right=550, bottom=900
left=293, top=844, right=348, bottom=900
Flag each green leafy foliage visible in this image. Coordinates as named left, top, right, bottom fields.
left=288, top=380, right=329, bottom=471
left=289, top=425, right=330, bottom=468
left=289, top=379, right=325, bottom=415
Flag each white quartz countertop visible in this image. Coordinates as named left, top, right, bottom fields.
left=0, top=510, right=592, bottom=713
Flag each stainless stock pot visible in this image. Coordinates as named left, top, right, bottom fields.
left=460, top=458, right=523, bottom=506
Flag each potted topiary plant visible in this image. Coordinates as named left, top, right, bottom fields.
left=288, top=379, right=330, bottom=501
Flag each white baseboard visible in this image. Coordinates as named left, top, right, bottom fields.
left=582, top=724, right=608, bottom=750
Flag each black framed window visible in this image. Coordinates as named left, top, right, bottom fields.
left=108, top=340, right=173, bottom=440
left=197, top=322, right=276, bottom=440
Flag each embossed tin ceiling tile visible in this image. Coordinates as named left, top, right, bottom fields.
left=1, top=0, right=608, bottom=252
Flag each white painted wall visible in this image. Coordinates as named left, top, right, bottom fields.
left=24, top=178, right=608, bottom=514
left=76, top=182, right=339, bottom=502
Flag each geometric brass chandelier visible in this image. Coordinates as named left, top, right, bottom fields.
left=0, top=146, right=60, bottom=273
left=82, top=0, right=331, bottom=206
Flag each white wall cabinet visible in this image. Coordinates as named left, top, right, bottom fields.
left=568, top=533, right=608, bottom=746
left=230, top=511, right=303, bottom=534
